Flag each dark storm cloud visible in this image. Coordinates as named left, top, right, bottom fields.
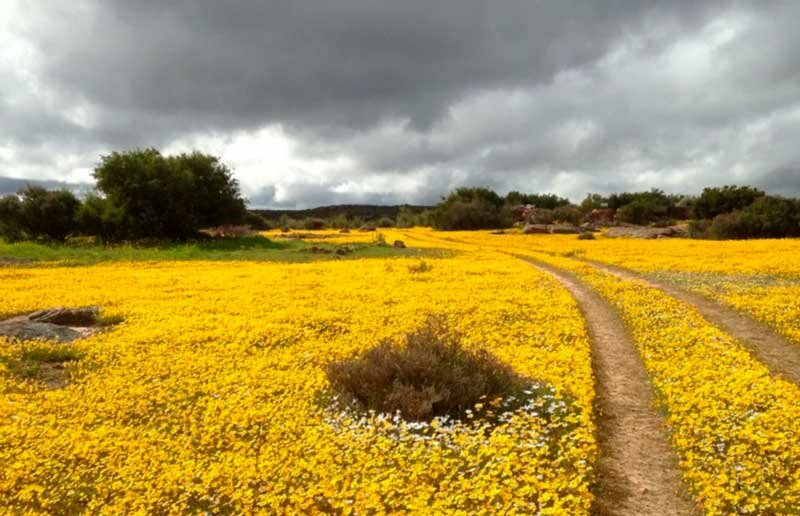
left=4, top=0, right=800, bottom=207
left=21, top=1, right=721, bottom=140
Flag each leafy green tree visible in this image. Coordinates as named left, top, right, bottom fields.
left=692, top=185, right=764, bottom=219
left=0, top=194, right=24, bottom=242
left=505, top=191, right=570, bottom=209
left=75, top=194, right=124, bottom=242
left=3, top=186, right=82, bottom=242
left=432, top=187, right=510, bottom=230
left=93, top=149, right=247, bottom=240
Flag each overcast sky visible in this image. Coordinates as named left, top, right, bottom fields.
left=2, top=1, right=799, bottom=207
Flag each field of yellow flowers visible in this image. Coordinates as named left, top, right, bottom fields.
left=0, top=247, right=595, bottom=514
left=402, top=228, right=800, bottom=513
left=3, top=228, right=800, bottom=514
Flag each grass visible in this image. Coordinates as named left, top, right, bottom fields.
left=0, top=235, right=450, bottom=266
left=1, top=344, right=85, bottom=387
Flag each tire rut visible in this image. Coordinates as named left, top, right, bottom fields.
left=519, top=257, right=694, bottom=516
left=589, top=261, right=800, bottom=386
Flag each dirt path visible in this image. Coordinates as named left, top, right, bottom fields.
left=518, top=257, right=694, bottom=516
left=589, top=261, right=800, bottom=386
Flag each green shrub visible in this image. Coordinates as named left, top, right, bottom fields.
left=552, top=206, right=582, bottom=224
left=707, top=196, right=800, bottom=239
left=377, top=217, right=395, bottom=228
left=432, top=188, right=510, bottom=230
left=615, top=198, right=669, bottom=225
left=692, top=185, right=764, bottom=219
left=303, top=218, right=327, bottom=230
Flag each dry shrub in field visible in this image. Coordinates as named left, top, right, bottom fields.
left=407, top=259, right=432, bottom=273
left=325, top=316, right=523, bottom=421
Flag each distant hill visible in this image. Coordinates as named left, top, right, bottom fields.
left=252, top=204, right=431, bottom=221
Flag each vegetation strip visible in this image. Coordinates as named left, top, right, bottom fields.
left=587, top=260, right=800, bottom=386
left=519, top=257, right=693, bottom=516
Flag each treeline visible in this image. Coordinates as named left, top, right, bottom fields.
left=251, top=205, right=432, bottom=231
left=430, top=185, right=800, bottom=239
left=2, top=147, right=799, bottom=243
left=0, top=149, right=247, bottom=243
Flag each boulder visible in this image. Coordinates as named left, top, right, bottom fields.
left=338, top=228, right=351, bottom=234
left=548, top=224, right=580, bottom=234
left=490, top=230, right=505, bottom=235
left=523, top=224, right=549, bottom=234
left=393, top=240, right=406, bottom=248
left=27, top=307, right=99, bottom=327
left=359, top=225, right=376, bottom=232
left=0, top=322, right=83, bottom=342
left=604, top=225, right=689, bottom=239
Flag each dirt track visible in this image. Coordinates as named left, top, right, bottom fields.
left=590, top=261, right=800, bottom=386
left=520, top=257, right=694, bottom=516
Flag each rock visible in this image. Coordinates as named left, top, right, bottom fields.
left=359, top=225, right=376, bottom=232
left=393, top=240, right=406, bottom=248
left=0, top=322, right=83, bottom=342
left=579, top=222, right=600, bottom=232
left=27, top=307, right=99, bottom=327
left=604, top=225, right=689, bottom=239
left=523, top=224, right=549, bottom=234
left=548, top=224, right=580, bottom=234
left=490, top=230, right=505, bottom=235
left=339, top=228, right=351, bottom=233
left=280, top=227, right=290, bottom=233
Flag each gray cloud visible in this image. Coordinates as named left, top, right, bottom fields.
left=0, top=176, right=91, bottom=197
left=2, top=0, right=800, bottom=207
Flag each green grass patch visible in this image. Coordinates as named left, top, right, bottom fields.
left=0, top=235, right=451, bottom=266
left=1, top=344, right=85, bottom=387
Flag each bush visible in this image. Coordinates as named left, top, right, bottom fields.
left=688, top=218, right=712, bottom=238
left=303, top=218, right=327, bottom=230
left=552, top=205, right=582, bottom=225
left=615, top=198, right=669, bottom=225
left=377, top=217, right=395, bottom=228
left=692, top=185, right=764, bottom=220
left=325, top=316, right=522, bottom=421
left=0, top=186, right=81, bottom=242
left=93, top=149, right=246, bottom=240
left=432, top=188, right=510, bottom=230
left=707, top=196, right=800, bottom=239
left=243, top=211, right=270, bottom=230
left=740, top=196, right=800, bottom=238
left=708, top=211, right=754, bottom=239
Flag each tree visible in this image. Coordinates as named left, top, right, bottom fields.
left=0, top=194, right=24, bottom=242
left=0, top=186, right=81, bottom=242
left=579, top=193, right=607, bottom=212
left=93, top=149, right=247, bottom=240
left=432, top=187, right=510, bottom=230
left=75, top=194, right=124, bottom=243
left=505, top=191, right=570, bottom=209
left=692, top=185, right=764, bottom=220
